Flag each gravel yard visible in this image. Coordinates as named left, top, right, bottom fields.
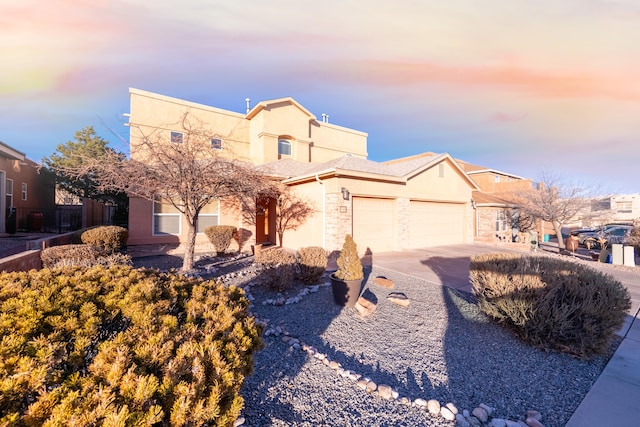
left=132, top=253, right=621, bottom=427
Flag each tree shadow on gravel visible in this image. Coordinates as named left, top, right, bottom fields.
left=421, top=255, right=622, bottom=427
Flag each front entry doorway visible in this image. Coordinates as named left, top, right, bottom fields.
left=255, top=197, right=276, bottom=245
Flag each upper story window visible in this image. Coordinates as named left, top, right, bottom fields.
left=616, top=201, right=632, bottom=213
left=170, top=131, right=183, bottom=144
left=21, top=183, right=27, bottom=201
left=211, top=138, right=222, bottom=150
left=438, top=163, right=445, bottom=178
left=278, top=139, right=292, bottom=157
left=494, top=175, right=501, bottom=183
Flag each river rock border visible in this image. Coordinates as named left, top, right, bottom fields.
left=178, top=260, right=547, bottom=427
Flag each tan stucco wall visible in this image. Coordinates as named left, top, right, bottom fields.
left=406, top=159, right=473, bottom=202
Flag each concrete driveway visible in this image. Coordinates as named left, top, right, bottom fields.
left=372, top=243, right=640, bottom=329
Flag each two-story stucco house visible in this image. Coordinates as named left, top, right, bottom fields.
left=125, top=88, right=479, bottom=254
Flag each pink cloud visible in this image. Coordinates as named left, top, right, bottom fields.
left=488, top=112, right=528, bottom=123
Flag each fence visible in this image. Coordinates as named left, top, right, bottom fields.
left=13, top=203, right=119, bottom=233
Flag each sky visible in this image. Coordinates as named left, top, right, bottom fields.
left=1, top=0, right=639, bottom=194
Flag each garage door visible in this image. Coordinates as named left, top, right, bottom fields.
left=352, top=197, right=395, bottom=254
left=409, top=201, right=465, bottom=248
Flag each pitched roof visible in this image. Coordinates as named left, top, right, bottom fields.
left=259, top=152, right=479, bottom=191
left=473, top=191, right=514, bottom=205
left=245, top=97, right=316, bottom=121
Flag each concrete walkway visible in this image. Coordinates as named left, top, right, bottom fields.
left=372, top=243, right=640, bottom=427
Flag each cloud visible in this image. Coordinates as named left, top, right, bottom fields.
left=488, top=112, right=528, bottom=123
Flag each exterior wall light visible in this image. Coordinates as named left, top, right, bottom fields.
left=341, top=187, right=350, bottom=201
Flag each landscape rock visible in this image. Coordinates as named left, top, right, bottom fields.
left=387, top=292, right=411, bottom=307
left=355, top=297, right=377, bottom=317
left=472, top=406, right=489, bottom=423
left=414, top=398, right=427, bottom=408
left=427, top=399, right=441, bottom=415
left=233, top=417, right=245, bottom=427
left=377, top=384, right=393, bottom=400
left=480, top=403, right=495, bottom=416
left=357, top=379, right=368, bottom=390
left=374, top=276, right=395, bottom=288
left=456, top=413, right=470, bottom=427
left=365, top=381, right=377, bottom=393
left=441, top=406, right=456, bottom=421
left=525, top=418, right=545, bottom=427
left=490, top=419, right=507, bottom=427
left=526, top=410, right=542, bottom=422
left=446, top=402, right=459, bottom=415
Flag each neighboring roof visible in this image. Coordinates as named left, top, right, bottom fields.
left=0, top=141, right=26, bottom=161
left=245, top=97, right=317, bottom=121
left=259, top=152, right=480, bottom=190
left=473, top=192, right=514, bottom=206
left=457, top=159, right=525, bottom=180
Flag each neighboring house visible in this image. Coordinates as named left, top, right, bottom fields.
left=455, top=160, right=541, bottom=242
left=0, top=141, right=55, bottom=233
left=126, top=88, right=479, bottom=253
left=610, top=194, right=640, bottom=223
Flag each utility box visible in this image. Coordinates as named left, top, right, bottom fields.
left=611, top=244, right=623, bottom=265
left=623, top=246, right=636, bottom=267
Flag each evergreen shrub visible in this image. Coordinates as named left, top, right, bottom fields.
left=254, top=247, right=296, bottom=291
left=204, top=225, right=238, bottom=256
left=297, top=246, right=327, bottom=284
left=80, top=225, right=128, bottom=253
left=470, top=253, right=631, bottom=358
left=0, top=265, right=262, bottom=426
left=334, top=235, right=363, bottom=281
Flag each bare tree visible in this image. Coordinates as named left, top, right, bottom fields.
left=57, top=113, right=274, bottom=271
left=275, top=187, right=315, bottom=247
left=508, top=171, right=599, bottom=250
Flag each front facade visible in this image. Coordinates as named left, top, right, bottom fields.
left=0, top=141, right=55, bottom=233
left=126, top=88, right=478, bottom=254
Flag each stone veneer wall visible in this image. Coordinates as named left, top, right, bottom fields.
left=325, top=192, right=354, bottom=252
left=396, top=198, right=410, bottom=250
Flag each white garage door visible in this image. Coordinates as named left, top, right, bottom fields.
left=352, top=197, right=395, bottom=254
left=409, top=201, right=465, bottom=248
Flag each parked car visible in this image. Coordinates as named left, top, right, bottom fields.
left=597, top=225, right=633, bottom=245
left=576, top=224, right=632, bottom=246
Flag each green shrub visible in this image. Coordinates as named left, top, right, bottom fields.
left=204, top=225, right=238, bottom=256
left=80, top=225, right=128, bottom=253
left=334, top=235, right=363, bottom=281
left=254, top=247, right=297, bottom=292
left=297, top=246, right=327, bottom=284
left=0, top=265, right=262, bottom=426
left=470, top=253, right=631, bottom=358
left=40, top=244, right=133, bottom=268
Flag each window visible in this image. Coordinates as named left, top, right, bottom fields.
left=438, top=163, right=445, bottom=178
left=278, top=139, right=292, bottom=157
left=153, top=197, right=181, bottom=235
left=197, top=199, right=220, bottom=233
left=170, top=131, right=183, bottom=144
left=211, top=138, right=222, bottom=150
left=21, top=183, right=27, bottom=201
left=5, top=179, right=13, bottom=208
left=496, top=210, right=507, bottom=232
left=494, top=175, right=501, bottom=183
left=616, top=202, right=632, bottom=213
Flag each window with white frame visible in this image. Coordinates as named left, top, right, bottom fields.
left=153, top=197, right=181, bottom=235
left=278, top=139, right=292, bottom=157
left=21, top=183, right=27, bottom=201
left=496, top=210, right=507, bottom=232
left=6, top=179, right=13, bottom=208
left=170, top=131, right=183, bottom=144
left=211, top=138, right=222, bottom=150
left=197, top=199, right=220, bottom=233
left=494, top=175, right=501, bottom=183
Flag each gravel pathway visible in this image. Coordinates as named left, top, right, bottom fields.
left=132, top=254, right=620, bottom=427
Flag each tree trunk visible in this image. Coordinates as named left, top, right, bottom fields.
left=278, top=232, right=284, bottom=247
left=183, top=221, right=197, bottom=271
left=553, top=221, right=565, bottom=250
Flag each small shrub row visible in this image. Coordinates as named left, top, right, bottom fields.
left=0, top=265, right=262, bottom=426
left=41, top=244, right=133, bottom=268
left=253, top=246, right=328, bottom=291
left=254, top=247, right=297, bottom=292
left=204, top=225, right=238, bottom=256
left=470, top=253, right=631, bottom=358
